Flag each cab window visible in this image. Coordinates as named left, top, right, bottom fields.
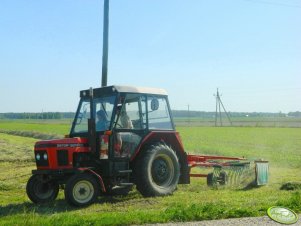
left=115, top=94, right=146, bottom=129
left=148, top=96, right=173, bottom=130
left=72, top=99, right=90, bottom=133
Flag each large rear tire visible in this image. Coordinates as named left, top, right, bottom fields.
left=64, top=173, right=99, bottom=207
left=135, top=144, right=180, bottom=197
left=26, top=174, right=59, bottom=204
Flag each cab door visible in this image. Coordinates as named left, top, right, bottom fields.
left=112, top=94, right=146, bottom=159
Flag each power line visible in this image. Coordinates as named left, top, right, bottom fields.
left=214, top=88, right=232, bottom=127
left=243, top=0, right=301, bottom=9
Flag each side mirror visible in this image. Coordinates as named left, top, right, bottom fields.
left=117, top=103, right=122, bottom=111
left=76, top=113, right=83, bottom=125
left=150, top=98, right=159, bottom=111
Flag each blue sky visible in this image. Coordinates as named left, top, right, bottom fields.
left=0, top=0, right=300, bottom=113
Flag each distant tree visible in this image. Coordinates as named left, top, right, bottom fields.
left=288, top=111, right=301, bottom=117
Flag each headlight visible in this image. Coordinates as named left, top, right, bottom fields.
left=36, top=154, right=41, bottom=161
left=43, top=153, right=48, bottom=160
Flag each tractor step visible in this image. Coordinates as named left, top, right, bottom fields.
left=119, top=182, right=134, bottom=186
left=118, top=170, right=132, bottom=174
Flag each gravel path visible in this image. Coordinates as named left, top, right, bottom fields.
left=145, top=215, right=301, bottom=226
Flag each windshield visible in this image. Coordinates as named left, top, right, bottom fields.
left=71, top=95, right=116, bottom=134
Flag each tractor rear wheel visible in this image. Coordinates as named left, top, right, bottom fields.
left=135, top=144, right=180, bottom=197
left=64, top=173, right=99, bottom=207
left=26, top=174, right=59, bottom=204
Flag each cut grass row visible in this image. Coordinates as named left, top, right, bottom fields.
left=0, top=133, right=36, bottom=162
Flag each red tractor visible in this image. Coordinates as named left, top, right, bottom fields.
left=26, top=85, right=190, bottom=206
left=26, top=85, right=269, bottom=206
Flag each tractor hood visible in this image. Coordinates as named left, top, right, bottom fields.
left=34, top=137, right=90, bottom=169
left=34, top=137, right=89, bottom=149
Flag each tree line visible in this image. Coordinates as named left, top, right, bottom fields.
left=0, top=111, right=300, bottom=120
left=0, top=112, right=75, bottom=119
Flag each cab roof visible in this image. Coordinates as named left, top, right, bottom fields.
left=80, top=85, right=168, bottom=98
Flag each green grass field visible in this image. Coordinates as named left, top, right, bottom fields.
left=0, top=120, right=301, bottom=225
left=174, top=116, right=301, bottom=127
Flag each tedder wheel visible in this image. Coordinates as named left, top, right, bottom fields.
left=207, top=172, right=214, bottom=186
left=64, top=173, right=99, bottom=207
left=219, top=171, right=228, bottom=185
left=26, top=174, right=59, bottom=204
left=135, top=143, right=180, bottom=197
left=207, top=172, right=228, bottom=187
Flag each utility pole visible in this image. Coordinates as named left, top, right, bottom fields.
left=187, top=104, right=190, bottom=125
left=214, top=88, right=232, bottom=127
left=101, top=0, right=109, bottom=87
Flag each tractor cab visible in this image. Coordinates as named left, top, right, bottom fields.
left=70, top=85, right=175, bottom=161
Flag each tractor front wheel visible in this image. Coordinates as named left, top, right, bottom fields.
left=135, top=144, right=180, bottom=197
left=26, top=174, right=59, bottom=204
left=64, top=173, right=99, bottom=207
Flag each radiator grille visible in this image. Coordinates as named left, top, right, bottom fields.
left=57, top=150, right=69, bottom=166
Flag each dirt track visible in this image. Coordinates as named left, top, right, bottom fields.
left=146, top=215, right=301, bottom=226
